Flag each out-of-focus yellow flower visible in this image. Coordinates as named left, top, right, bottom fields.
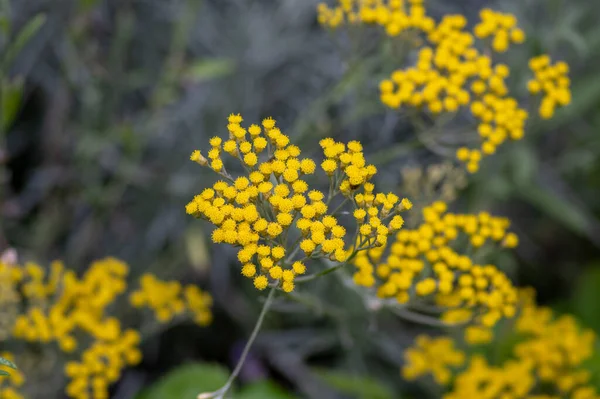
left=129, top=274, right=213, bottom=326
left=528, top=56, right=571, bottom=119
left=64, top=329, right=142, bottom=399
left=402, top=335, right=465, bottom=385
left=354, top=201, right=519, bottom=336
left=13, top=258, right=129, bottom=351
left=1, top=257, right=213, bottom=399
left=317, top=1, right=570, bottom=173
left=403, top=290, right=600, bottom=399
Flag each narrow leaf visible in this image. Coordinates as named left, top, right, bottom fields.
left=0, top=15, right=9, bottom=36
left=518, top=185, right=590, bottom=237
left=236, top=381, right=295, bottom=399
left=184, top=226, right=211, bottom=273
left=78, top=0, right=101, bottom=12
left=1, top=77, right=24, bottom=131
left=570, top=265, right=600, bottom=333
left=4, top=14, right=46, bottom=68
left=135, top=363, right=229, bottom=399
left=185, top=58, right=235, bottom=83
left=0, top=357, right=17, bottom=370
left=313, top=368, right=394, bottom=399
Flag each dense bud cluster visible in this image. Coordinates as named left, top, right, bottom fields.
left=187, top=114, right=411, bottom=293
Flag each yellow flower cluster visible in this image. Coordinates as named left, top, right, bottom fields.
left=383, top=12, right=528, bottom=173
left=317, top=2, right=570, bottom=173
left=401, top=335, right=464, bottom=385
left=15, top=260, right=64, bottom=301
left=186, top=114, right=410, bottom=292
left=446, top=355, right=535, bottom=399
left=0, top=352, right=25, bottom=399
left=129, top=274, right=213, bottom=326
left=473, top=9, right=525, bottom=52
left=65, top=329, right=142, bottom=399
left=317, top=0, right=436, bottom=33
left=0, top=257, right=213, bottom=399
left=528, top=55, right=571, bottom=119
left=13, top=258, right=129, bottom=352
left=514, top=292, right=596, bottom=385
left=354, top=201, right=519, bottom=341
left=402, top=291, right=600, bottom=399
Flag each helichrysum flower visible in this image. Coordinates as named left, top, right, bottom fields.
left=353, top=201, right=519, bottom=340
left=64, top=329, right=142, bottom=399
left=402, top=335, right=465, bottom=385
left=403, top=289, right=600, bottom=399
left=13, top=258, right=129, bottom=352
left=473, top=9, right=525, bottom=52
left=1, top=257, right=213, bottom=399
left=317, top=1, right=570, bottom=173
left=129, top=274, right=213, bottom=326
left=318, top=0, right=436, bottom=34
left=528, top=55, right=571, bottom=119
left=187, top=115, right=410, bottom=292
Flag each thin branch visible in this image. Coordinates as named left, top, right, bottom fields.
left=198, top=286, right=277, bottom=399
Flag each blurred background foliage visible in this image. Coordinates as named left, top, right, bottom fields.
left=1, top=0, right=600, bottom=397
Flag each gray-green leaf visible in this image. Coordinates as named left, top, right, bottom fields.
left=1, top=76, right=24, bottom=131
left=185, top=58, right=236, bottom=83
left=135, top=363, right=229, bottom=399
left=0, top=356, right=17, bottom=370
left=4, top=13, right=46, bottom=69
left=236, top=381, right=295, bottom=399
left=313, top=368, right=395, bottom=399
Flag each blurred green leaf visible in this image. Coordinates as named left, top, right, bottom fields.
left=371, top=140, right=422, bottom=166
left=293, top=58, right=378, bottom=144
left=584, top=23, right=600, bottom=52
left=0, top=0, right=9, bottom=13
left=518, top=185, right=590, bottom=237
left=185, top=58, right=236, bottom=83
left=509, top=144, right=537, bottom=188
left=0, top=15, right=9, bottom=36
left=236, top=381, right=295, bottom=399
left=313, top=368, right=394, bottom=399
left=0, top=0, right=10, bottom=34
left=476, top=174, right=512, bottom=201
left=185, top=225, right=211, bottom=273
left=569, top=265, right=600, bottom=332
left=1, top=77, right=23, bottom=131
left=4, top=14, right=46, bottom=69
left=78, top=0, right=100, bottom=12
left=583, top=342, right=600, bottom=389
left=119, top=124, right=141, bottom=156
left=0, top=356, right=16, bottom=370
left=136, top=363, right=229, bottom=399
left=561, top=27, right=587, bottom=57
left=569, top=268, right=600, bottom=389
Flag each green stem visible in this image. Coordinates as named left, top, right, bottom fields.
left=283, top=237, right=303, bottom=265
left=198, top=287, right=277, bottom=399
left=326, top=173, right=337, bottom=207
left=295, top=244, right=364, bottom=284
left=330, top=197, right=349, bottom=217
left=388, top=307, right=451, bottom=328
left=151, top=0, right=202, bottom=110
